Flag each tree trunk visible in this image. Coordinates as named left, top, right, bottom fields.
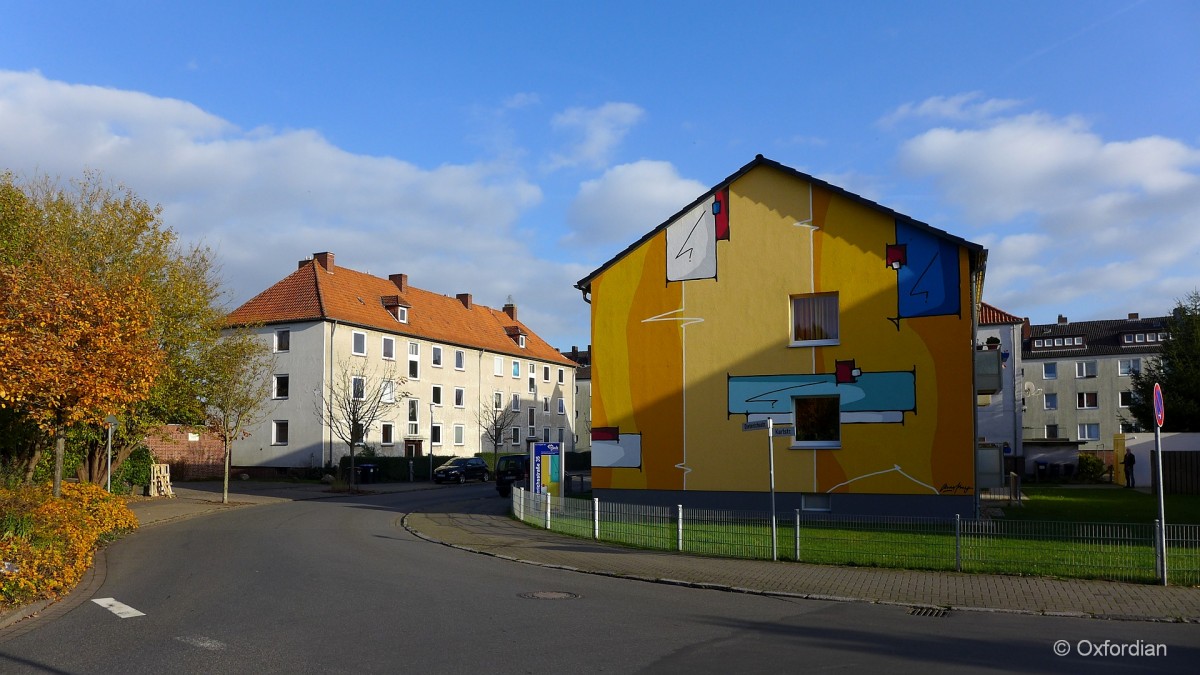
left=53, top=426, right=65, bottom=498
left=22, top=447, right=41, bottom=485
left=222, top=433, right=231, bottom=504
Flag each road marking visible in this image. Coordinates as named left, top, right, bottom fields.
left=91, top=598, right=145, bottom=618
left=176, top=635, right=227, bottom=651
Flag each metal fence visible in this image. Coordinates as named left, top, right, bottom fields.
left=511, top=489, right=1200, bottom=585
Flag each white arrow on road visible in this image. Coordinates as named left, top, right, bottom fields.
left=91, top=598, right=145, bottom=618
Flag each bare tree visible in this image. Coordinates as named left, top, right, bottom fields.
left=313, top=358, right=406, bottom=490
left=476, top=393, right=521, bottom=477
left=203, top=329, right=275, bottom=504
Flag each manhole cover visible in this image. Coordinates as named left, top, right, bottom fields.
left=907, top=606, right=947, bottom=618
left=518, top=591, right=580, bottom=600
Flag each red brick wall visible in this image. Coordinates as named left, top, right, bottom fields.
left=144, top=425, right=226, bottom=481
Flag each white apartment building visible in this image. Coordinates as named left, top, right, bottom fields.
left=226, top=252, right=577, bottom=469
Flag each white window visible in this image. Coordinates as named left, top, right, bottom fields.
left=1034, top=339, right=1043, bottom=348
left=455, top=350, right=466, bottom=370
left=511, top=427, right=521, bottom=445
left=542, top=427, right=550, bottom=442
left=511, top=393, right=520, bottom=412
left=528, top=376, right=536, bottom=393
left=518, top=335, right=526, bottom=348
left=352, top=376, right=365, bottom=401
left=792, top=396, right=840, bottom=449
left=790, top=293, right=839, bottom=347
left=382, top=336, right=395, bottom=360
left=512, top=360, right=520, bottom=378
left=494, top=356, right=504, bottom=376
left=543, top=366, right=551, bottom=382
left=408, top=343, right=420, bottom=380
left=397, top=306, right=408, bottom=323
left=1136, top=333, right=1145, bottom=343
left=558, top=368, right=565, bottom=384
left=432, top=346, right=443, bottom=367
left=1075, top=361, right=1097, bottom=378
left=453, top=424, right=465, bottom=446
left=432, top=385, right=443, bottom=406
left=1044, top=393, right=1058, bottom=410
left=1119, top=391, right=1134, bottom=408
left=1074, top=337, right=1084, bottom=346
left=273, top=374, right=289, bottom=399
left=272, top=420, right=289, bottom=445
left=1124, top=334, right=1134, bottom=345
left=557, top=397, right=565, bottom=415
left=1119, top=359, right=1141, bottom=376
left=1078, top=423, right=1100, bottom=441
left=542, top=396, right=549, bottom=412
left=557, top=427, right=564, bottom=443
left=1077, top=392, right=1098, bottom=409
left=352, top=331, right=367, bottom=356
left=454, top=387, right=465, bottom=408
left=493, top=392, right=503, bottom=410
left=528, top=426, right=535, bottom=439
left=1043, top=363, right=1057, bottom=380
left=275, top=329, right=291, bottom=352
left=1054, top=338, right=1063, bottom=347
left=1046, top=424, right=1059, bottom=439
left=380, top=423, right=395, bottom=446
left=431, top=423, right=442, bottom=446
left=408, top=399, right=419, bottom=436
left=528, top=408, right=535, bottom=425
left=381, top=380, right=395, bottom=403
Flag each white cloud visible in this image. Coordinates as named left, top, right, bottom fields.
left=564, top=160, right=708, bottom=255
left=0, top=69, right=594, bottom=348
left=546, top=102, right=645, bottom=170
left=879, top=92, right=1024, bottom=128
left=896, top=105, right=1200, bottom=322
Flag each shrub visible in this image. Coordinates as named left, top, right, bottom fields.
left=110, top=444, right=154, bottom=495
left=0, top=482, right=137, bottom=609
left=1076, top=453, right=1106, bottom=482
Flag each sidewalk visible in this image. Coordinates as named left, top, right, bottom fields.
left=7, top=481, right=1199, bottom=630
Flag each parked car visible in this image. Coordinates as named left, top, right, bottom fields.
left=495, top=454, right=529, bottom=497
left=433, top=457, right=490, bottom=484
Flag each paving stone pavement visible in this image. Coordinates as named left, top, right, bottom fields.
left=5, top=480, right=1199, bottom=631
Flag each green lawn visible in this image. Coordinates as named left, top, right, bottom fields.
left=1001, top=487, right=1200, bottom=524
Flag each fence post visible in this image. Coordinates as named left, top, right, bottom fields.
left=593, top=497, right=600, bottom=540
left=545, top=492, right=551, bottom=530
left=794, top=508, right=800, bottom=561
left=677, top=504, right=684, bottom=552
left=516, top=487, right=523, bottom=521
left=955, top=513, right=962, bottom=572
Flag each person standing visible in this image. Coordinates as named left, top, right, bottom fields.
left=1123, top=450, right=1136, bottom=488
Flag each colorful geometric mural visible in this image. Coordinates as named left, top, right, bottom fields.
left=578, top=158, right=983, bottom=512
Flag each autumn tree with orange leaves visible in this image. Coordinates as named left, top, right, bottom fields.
left=1, top=171, right=229, bottom=493
left=0, top=265, right=162, bottom=496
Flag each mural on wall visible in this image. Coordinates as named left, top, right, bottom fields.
left=586, top=164, right=976, bottom=501
left=728, top=366, right=917, bottom=426
left=665, top=189, right=729, bottom=282
left=888, top=219, right=962, bottom=325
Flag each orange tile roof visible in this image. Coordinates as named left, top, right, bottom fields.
left=228, top=256, right=576, bottom=366
left=979, top=302, right=1024, bottom=326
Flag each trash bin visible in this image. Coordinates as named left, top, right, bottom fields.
left=359, top=464, right=376, bottom=484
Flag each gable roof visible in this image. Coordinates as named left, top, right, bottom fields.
left=575, top=154, right=985, bottom=294
left=980, top=302, right=1024, bottom=326
left=228, top=254, right=576, bottom=366
left=1021, top=314, right=1170, bottom=360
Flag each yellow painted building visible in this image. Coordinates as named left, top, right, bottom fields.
left=575, top=156, right=987, bottom=516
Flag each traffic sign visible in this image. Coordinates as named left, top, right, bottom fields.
left=1153, top=383, right=1165, bottom=428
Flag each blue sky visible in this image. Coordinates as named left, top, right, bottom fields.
left=1, top=1, right=1197, bottom=349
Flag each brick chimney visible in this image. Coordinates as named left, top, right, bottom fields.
left=456, top=293, right=472, bottom=309
left=313, top=252, right=335, bottom=271
left=389, top=273, right=407, bottom=292
left=503, top=302, right=517, bottom=321
left=1128, top=312, right=1139, bottom=320
left=1057, top=314, right=1068, bottom=324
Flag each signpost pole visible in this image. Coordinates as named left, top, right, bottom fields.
left=767, top=418, right=777, bottom=561
left=1153, top=383, right=1167, bottom=585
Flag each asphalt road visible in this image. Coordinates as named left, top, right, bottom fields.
left=3, top=485, right=1198, bottom=674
